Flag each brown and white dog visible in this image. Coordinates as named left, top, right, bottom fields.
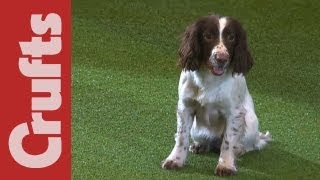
left=161, top=15, right=271, bottom=176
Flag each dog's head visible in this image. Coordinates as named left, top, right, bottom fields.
left=178, top=15, right=253, bottom=76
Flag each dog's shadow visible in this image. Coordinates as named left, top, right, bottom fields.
left=179, top=142, right=320, bottom=179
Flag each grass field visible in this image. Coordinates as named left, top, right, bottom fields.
left=72, top=0, right=320, bottom=179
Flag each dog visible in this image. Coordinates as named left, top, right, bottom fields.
left=161, top=15, right=271, bottom=176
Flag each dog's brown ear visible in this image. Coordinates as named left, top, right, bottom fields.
left=232, top=21, right=253, bottom=75
left=178, top=23, right=202, bottom=71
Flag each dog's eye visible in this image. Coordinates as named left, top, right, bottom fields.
left=203, top=33, right=214, bottom=41
left=227, top=33, right=235, bottom=42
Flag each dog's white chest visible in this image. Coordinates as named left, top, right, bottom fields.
left=196, top=81, right=232, bottom=109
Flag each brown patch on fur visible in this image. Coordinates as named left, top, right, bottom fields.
left=225, top=18, right=253, bottom=75
left=215, top=164, right=237, bottom=176
left=178, top=15, right=220, bottom=71
left=232, top=127, right=238, bottom=132
left=178, top=15, right=253, bottom=76
left=178, top=138, right=184, bottom=147
left=224, top=140, right=229, bottom=145
left=161, top=160, right=181, bottom=170
left=234, top=114, right=243, bottom=119
left=222, top=140, right=229, bottom=151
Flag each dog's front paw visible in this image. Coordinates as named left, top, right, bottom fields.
left=161, top=159, right=183, bottom=170
left=214, top=163, right=237, bottom=176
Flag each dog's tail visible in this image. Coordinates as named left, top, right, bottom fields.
left=255, top=131, right=272, bottom=150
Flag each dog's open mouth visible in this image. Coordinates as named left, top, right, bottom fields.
left=211, top=63, right=226, bottom=76
left=212, top=66, right=224, bottom=76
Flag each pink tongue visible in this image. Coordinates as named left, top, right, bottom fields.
left=213, top=66, right=224, bottom=75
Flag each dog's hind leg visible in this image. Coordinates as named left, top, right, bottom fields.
left=242, top=96, right=272, bottom=154
left=190, top=120, right=223, bottom=154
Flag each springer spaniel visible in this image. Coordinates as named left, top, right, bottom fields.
left=161, top=15, right=271, bottom=176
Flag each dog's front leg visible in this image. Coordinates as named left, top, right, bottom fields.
left=161, top=102, right=194, bottom=169
left=215, top=108, right=246, bottom=176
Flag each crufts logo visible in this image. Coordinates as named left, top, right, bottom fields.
left=8, top=13, right=62, bottom=168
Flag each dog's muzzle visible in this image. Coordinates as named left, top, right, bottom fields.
left=210, top=52, right=230, bottom=76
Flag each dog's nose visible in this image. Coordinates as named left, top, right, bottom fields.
left=214, top=52, right=229, bottom=63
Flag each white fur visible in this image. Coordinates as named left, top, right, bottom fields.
left=161, top=16, right=271, bottom=175
left=183, top=68, right=270, bottom=151
left=219, top=17, right=227, bottom=40
left=162, top=68, right=271, bottom=171
left=211, top=17, right=229, bottom=62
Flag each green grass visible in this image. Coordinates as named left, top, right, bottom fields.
left=72, top=0, right=320, bottom=179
